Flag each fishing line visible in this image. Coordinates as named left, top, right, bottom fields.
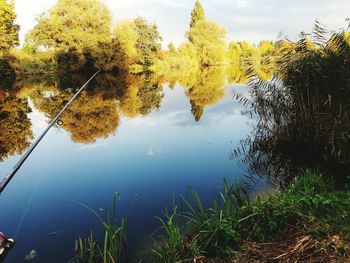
left=13, top=171, right=43, bottom=239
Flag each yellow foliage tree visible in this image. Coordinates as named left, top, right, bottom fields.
left=188, top=20, right=227, bottom=66
left=185, top=67, right=226, bottom=121
left=26, top=0, right=113, bottom=71
left=114, top=21, right=140, bottom=70
left=30, top=86, right=120, bottom=144
left=0, top=92, right=33, bottom=161
left=0, top=0, right=19, bottom=56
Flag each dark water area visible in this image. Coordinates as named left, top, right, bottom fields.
left=0, top=71, right=272, bottom=262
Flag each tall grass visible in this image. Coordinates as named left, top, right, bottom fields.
left=73, top=192, right=128, bottom=263
left=235, top=22, right=350, bottom=187
left=152, top=171, right=350, bottom=262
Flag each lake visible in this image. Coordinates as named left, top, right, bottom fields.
left=0, top=70, right=270, bottom=262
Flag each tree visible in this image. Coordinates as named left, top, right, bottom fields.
left=119, top=73, right=164, bottom=117
left=188, top=20, right=227, bottom=66
left=114, top=20, right=140, bottom=70
left=167, top=42, right=176, bottom=53
left=120, top=74, right=143, bottom=118
left=190, top=0, right=205, bottom=28
left=190, top=100, right=204, bottom=122
left=258, top=40, right=274, bottom=56
left=227, top=41, right=242, bottom=65
left=133, top=17, right=162, bottom=66
left=185, top=67, right=226, bottom=122
left=31, top=86, right=120, bottom=144
left=113, top=17, right=162, bottom=69
left=26, top=0, right=113, bottom=71
left=136, top=73, right=164, bottom=115
left=0, top=93, right=33, bottom=162
left=0, top=0, right=19, bottom=55
left=26, top=0, right=111, bottom=51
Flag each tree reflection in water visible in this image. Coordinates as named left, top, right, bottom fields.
left=0, top=62, right=266, bottom=162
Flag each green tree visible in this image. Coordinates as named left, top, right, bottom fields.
left=254, top=40, right=275, bottom=80
left=113, top=17, right=162, bottom=69
left=26, top=0, right=111, bottom=50
left=0, top=0, right=19, bottom=55
left=167, top=42, right=176, bottom=53
left=120, top=75, right=143, bottom=118
left=190, top=100, right=204, bottom=122
left=190, top=0, right=205, bottom=28
left=188, top=20, right=227, bottom=66
left=26, top=0, right=112, bottom=71
left=114, top=20, right=140, bottom=70
left=133, top=17, right=162, bottom=66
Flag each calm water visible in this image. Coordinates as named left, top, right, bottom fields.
left=0, top=72, right=267, bottom=262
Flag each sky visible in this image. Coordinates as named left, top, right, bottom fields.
left=14, top=0, right=350, bottom=46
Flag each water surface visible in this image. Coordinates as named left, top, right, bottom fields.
left=0, top=70, right=265, bottom=262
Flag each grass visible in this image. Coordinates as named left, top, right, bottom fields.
left=72, top=192, right=128, bottom=263
left=151, top=171, right=350, bottom=262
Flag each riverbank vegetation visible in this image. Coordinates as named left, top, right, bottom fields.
left=235, top=22, right=350, bottom=188
left=73, top=171, right=350, bottom=263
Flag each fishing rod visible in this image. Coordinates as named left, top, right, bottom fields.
left=0, top=69, right=101, bottom=194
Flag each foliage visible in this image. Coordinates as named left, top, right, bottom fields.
left=25, top=0, right=112, bottom=71
left=133, top=17, right=162, bottom=67
left=227, top=41, right=242, bottom=65
left=186, top=67, right=226, bottom=116
left=190, top=100, right=204, bottom=122
left=119, top=73, right=164, bottom=117
left=7, top=72, right=164, bottom=152
left=113, top=17, right=162, bottom=70
left=25, top=79, right=120, bottom=144
left=150, top=42, right=199, bottom=79
left=188, top=20, right=227, bottom=66
left=238, top=24, right=350, bottom=186
left=136, top=73, right=164, bottom=115
left=0, top=92, right=33, bottom=162
left=0, top=56, right=15, bottom=83
left=0, top=0, right=19, bottom=55
left=190, top=0, right=205, bottom=28
left=74, top=193, right=128, bottom=263
left=119, top=75, right=143, bottom=118
left=114, top=20, right=140, bottom=70
left=26, top=0, right=111, bottom=51
left=152, top=171, right=350, bottom=261
left=10, top=48, right=56, bottom=75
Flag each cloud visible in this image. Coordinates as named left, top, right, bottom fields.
left=131, top=117, right=156, bottom=126
left=77, top=143, right=107, bottom=151
left=147, top=146, right=170, bottom=156
left=14, top=0, right=350, bottom=46
left=237, top=0, right=249, bottom=8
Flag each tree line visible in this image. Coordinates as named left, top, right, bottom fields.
left=0, top=0, right=295, bottom=76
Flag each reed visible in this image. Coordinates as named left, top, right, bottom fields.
left=74, top=192, right=128, bottom=263
left=235, top=22, right=350, bottom=187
